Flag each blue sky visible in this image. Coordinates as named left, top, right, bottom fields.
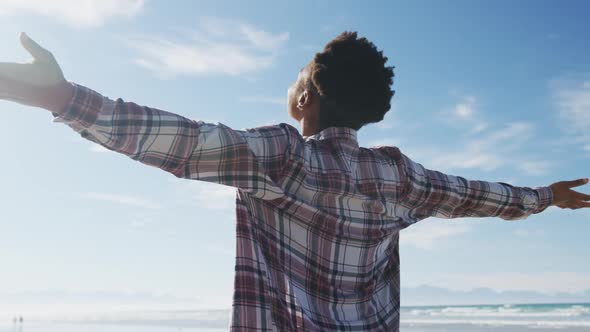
left=1, top=0, right=589, bottom=309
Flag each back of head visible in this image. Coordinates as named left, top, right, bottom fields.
left=308, top=31, right=395, bottom=131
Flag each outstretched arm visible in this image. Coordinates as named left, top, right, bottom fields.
left=0, top=33, right=294, bottom=199
left=389, top=147, right=589, bottom=222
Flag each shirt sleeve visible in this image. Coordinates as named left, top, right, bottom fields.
left=51, top=82, right=294, bottom=200
left=395, top=150, right=553, bottom=221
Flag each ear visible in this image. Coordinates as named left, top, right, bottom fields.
left=297, top=90, right=310, bottom=109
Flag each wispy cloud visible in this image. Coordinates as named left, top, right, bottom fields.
left=550, top=77, right=590, bottom=149
left=0, top=0, right=144, bottom=27
left=453, top=96, right=476, bottom=119
left=168, top=178, right=236, bottom=210
left=399, top=110, right=555, bottom=177
left=408, top=122, right=536, bottom=173
left=79, top=192, right=162, bottom=209
left=239, top=24, right=289, bottom=51
left=368, top=101, right=552, bottom=176
left=400, top=220, right=471, bottom=249
left=440, top=95, right=488, bottom=135
left=191, top=183, right=236, bottom=210
left=239, top=96, right=287, bottom=106
left=125, top=16, right=289, bottom=79
left=516, top=160, right=553, bottom=176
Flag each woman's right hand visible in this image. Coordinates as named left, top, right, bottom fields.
left=0, top=32, right=72, bottom=112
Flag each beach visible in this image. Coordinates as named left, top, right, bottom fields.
left=2, top=303, right=589, bottom=331
left=2, top=322, right=590, bottom=332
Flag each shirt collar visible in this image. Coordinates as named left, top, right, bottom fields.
left=304, top=126, right=358, bottom=146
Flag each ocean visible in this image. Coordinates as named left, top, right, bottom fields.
left=401, top=302, right=590, bottom=331
left=1, top=303, right=589, bottom=331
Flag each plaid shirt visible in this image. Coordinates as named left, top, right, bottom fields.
left=52, top=82, right=553, bottom=331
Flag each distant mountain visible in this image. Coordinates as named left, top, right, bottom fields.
left=2, top=287, right=590, bottom=309
left=401, top=285, right=590, bottom=306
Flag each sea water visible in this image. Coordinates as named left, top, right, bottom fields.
left=400, top=302, right=590, bottom=330
left=1, top=303, right=589, bottom=331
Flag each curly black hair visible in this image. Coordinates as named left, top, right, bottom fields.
left=304, top=31, right=395, bottom=131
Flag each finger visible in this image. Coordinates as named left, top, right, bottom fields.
left=19, top=32, right=52, bottom=62
left=572, top=191, right=590, bottom=201
left=563, top=201, right=587, bottom=210
left=572, top=200, right=590, bottom=209
left=564, top=178, right=589, bottom=189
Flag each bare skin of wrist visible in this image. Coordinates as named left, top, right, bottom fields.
left=0, top=77, right=74, bottom=114
left=42, top=80, right=75, bottom=115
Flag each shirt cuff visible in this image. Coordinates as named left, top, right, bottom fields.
left=51, top=82, right=103, bottom=128
left=533, top=186, right=553, bottom=214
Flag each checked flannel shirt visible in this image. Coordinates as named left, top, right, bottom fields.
left=51, top=82, right=553, bottom=331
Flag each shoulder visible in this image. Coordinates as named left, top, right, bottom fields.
left=243, top=123, right=303, bottom=149
left=232, top=123, right=302, bottom=160
left=365, top=145, right=404, bottom=164
left=245, top=122, right=301, bottom=139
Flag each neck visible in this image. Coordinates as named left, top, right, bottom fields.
left=300, top=116, right=322, bottom=137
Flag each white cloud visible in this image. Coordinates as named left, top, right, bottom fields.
left=440, top=95, right=489, bottom=135
left=168, top=178, right=236, bottom=210
left=453, top=96, right=476, bottom=119
left=125, top=16, right=289, bottom=79
left=550, top=78, right=590, bottom=148
left=410, top=122, right=535, bottom=173
left=516, top=160, right=553, bottom=176
left=191, top=183, right=236, bottom=210
left=79, top=192, right=162, bottom=209
left=370, top=117, right=551, bottom=177
left=470, top=122, right=488, bottom=134
left=484, top=122, right=534, bottom=146
left=239, top=96, right=287, bottom=106
left=400, top=220, right=471, bottom=249
left=426, top=150, right=504, bottom=173
left=0, top=0, right=144, bottom=27
left=239, top=24, right=289, bottom=51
